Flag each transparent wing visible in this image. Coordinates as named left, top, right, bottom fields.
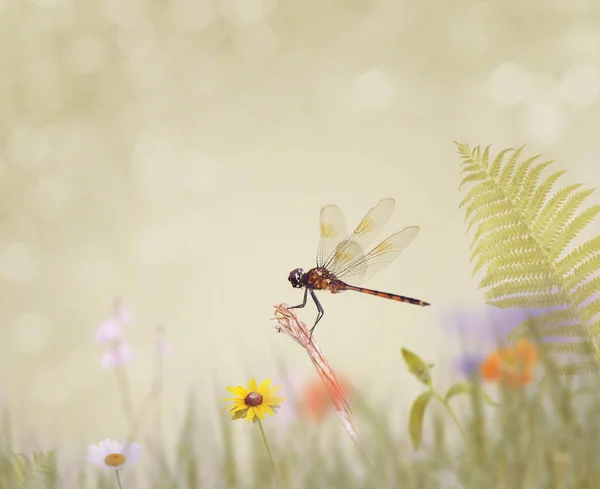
left=322, top=198, right=396, bottom=274
left=316, top=204, right=349, bottom=267
left=332, top=226, right=420, bottom=286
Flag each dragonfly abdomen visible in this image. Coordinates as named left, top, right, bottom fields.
left=342, top=284, right=430, bottom=306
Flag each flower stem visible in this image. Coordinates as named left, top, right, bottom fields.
left=433, top=391, right=466, bottom=440
left=127, top=356, right=164, bottom=442
left=115, top=469, right=124, bottom=489
left=257, top=419, right=281, bottom=488
left=115, top=363, right=135, bottom=430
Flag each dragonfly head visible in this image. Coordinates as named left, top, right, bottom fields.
left=288, top=268, right=305, bottom=288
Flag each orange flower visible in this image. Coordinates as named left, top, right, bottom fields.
left=480, top=339, right=538, bottom=386
left=300, top=376, right=352, bottom=422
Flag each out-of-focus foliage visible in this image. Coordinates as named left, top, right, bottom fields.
left=401, top=347, right=498, bottom=451
left=0, top=450, right=57, bottom=489
left=3, top=366, right=600, bottom=488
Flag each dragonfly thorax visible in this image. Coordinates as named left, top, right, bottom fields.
left=288, top=268, right=305, bottom=288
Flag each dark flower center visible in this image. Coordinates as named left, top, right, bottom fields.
left=244, top=392, right=263, bottom=407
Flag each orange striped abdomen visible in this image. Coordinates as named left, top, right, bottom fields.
left=341, top=283, right=430, bottom=306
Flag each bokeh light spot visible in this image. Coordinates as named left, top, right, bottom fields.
left=489, top=62, right=533, bottom=106
left=560, top=63, right=600, bottom=107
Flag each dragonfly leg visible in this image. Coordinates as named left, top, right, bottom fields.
left=289, top=288, right=308, bottom=309
left=309, top=289, right=324, bottom=337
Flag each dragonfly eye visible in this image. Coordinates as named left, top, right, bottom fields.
left=288, top=268, right=304, bottom=288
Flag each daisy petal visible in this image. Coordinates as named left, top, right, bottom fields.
left=248, top=378, right=258, bottom=392
left=86, top=438, right=142, bottom=470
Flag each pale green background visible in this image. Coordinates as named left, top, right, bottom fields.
left=1, top=0, right=599, bottom=472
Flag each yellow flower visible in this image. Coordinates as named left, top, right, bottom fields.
left=223, top=378, right=285, bottom=422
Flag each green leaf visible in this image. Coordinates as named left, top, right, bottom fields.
left=401, top=348, right=433, bottom=385
left=231, top=408, right=248, bottom=420
left=409, top=391, right=433, bottom=451
left=444, top=381, right=499, bottom=407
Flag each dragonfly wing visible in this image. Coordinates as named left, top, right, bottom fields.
left=316, top=204, right=349, bottom=267
left=323, top=198, right=396, bottom=274
left=333, top=226, right=420, bottom=286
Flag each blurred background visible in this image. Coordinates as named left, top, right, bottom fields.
left=1, top=0, right=599, bottom=471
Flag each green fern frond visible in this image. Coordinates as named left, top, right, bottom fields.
left=489, top=147, right=513, bottom=178
left=508, top=155, right=543, bottom=198
left=531, top=324, right=584, bottom=339
left=516, top=160, right=554, bottom=208
left=581, top=299, right=600, bottom=321
left=497, top=145, right=524, bottom=190
left=571, top=276, right=600, bottom=306
left=456, top=143, right=600, bottom=379
left=489, top=293, right=568, bottom=309
left=485, top=252, right=546, bottom=273
left=557, top=361, right=599, bottom=376
left=531, top=184, right=584, bottom=236
left=470, top=214, right=524, bottom=250
left=466, top=202, right=515, bottom=233
left=543, top=341, right=595, bottom=356
left=479, top=265, right=552, bottom=289
left=508, top=311, right=581, bottom=341
left=469, top=230, right=536, bottom=263
left=10, top=449, right=57, bottom=489
left=525, top=170, right=568, bottom=222
left=567, top=253, right=600, bottom=286
left=464, top=190, right=507, bottom=224
left=550, top=205, right=600, bottom=259
left=459, top=181, right=499, bottom=209
left=574, top=383, right=600, bottom=396
left=556, top=235, right=600, bottom=274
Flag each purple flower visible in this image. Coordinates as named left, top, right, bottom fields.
left=444, top=306, right=529, bottom=345
left=95, top=298, right=135, bottom=368
left=94, top=299, right=133, bottom=343
left=441, top=305, right=538, bottom=377
left=456, top=354, right=486, bottom=376
left=100, top=342, right=134, bottom=368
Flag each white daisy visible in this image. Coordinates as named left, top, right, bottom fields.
left=86, top=439, right=143, bottom=470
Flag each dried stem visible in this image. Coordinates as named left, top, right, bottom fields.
left=273, top=303, right=358, bottom=441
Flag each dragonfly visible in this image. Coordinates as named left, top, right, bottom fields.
left=288, top=197, right=430, bottom=335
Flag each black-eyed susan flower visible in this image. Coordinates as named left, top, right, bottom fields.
left=86, top=439, right=143, bottom=470
left=223, top=378, right=284, bottom=422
